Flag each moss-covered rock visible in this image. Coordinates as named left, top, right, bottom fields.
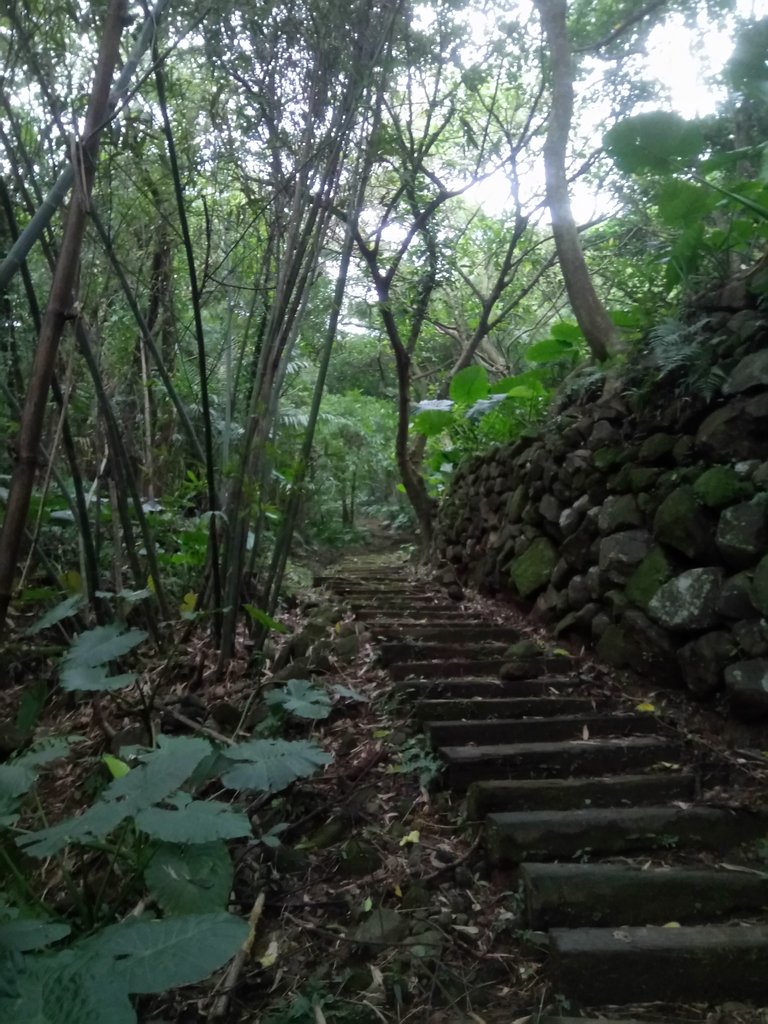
left=592, top=446, right=624, bottom=470
left=716, top=498, right=768, bottom=567
left=678, top=631, right=733, bottom=698
left=597, top=494, right=642, bottom=534
left=652, top=485, right=715, bottom=560
left=626, top=546, right=674, bottom=610
left=595, top=623, right=630, bottom=667
left=648, top=567, right=724, bottom=631
left=693, top=465, right=752, bottom=508
left=627, top=467, right=662, bottom=493
left=752, top=555, right=768, bottom=617
left=638, top=432, right=676, bottom=463
left=509, top=536, right=558, bottom=597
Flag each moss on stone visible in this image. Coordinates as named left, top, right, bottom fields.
left=652, top=485, right=715, bottom=559
left=592, top=446, right=624, bottom=470
left=626, top=546, right=674, bottom=610
left=693, top=465, right=752, bottom=509
left=509, top=536, right=557, bottom=597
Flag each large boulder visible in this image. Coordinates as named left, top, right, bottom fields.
left=678, top=631, right=733, bottom=698
left=648, top=567, right=724, bottom=631
left=716, top=498, right=768, bottom=568
left=652, top=486, right=715, bottom=560
left=509, top=536, right=558, bottom=598
left=693, top=465, right=752, bottom=509
left=718, top=572, right=758, bottom=619
left=724, top=659, right=768, bottom=718
left=752, top=555, right=768, bottom=617
left=723, top=350, right=768, bottom=394
left=696, top=398, right=766, bottom=461
left=598, top=530, right=653, bottom=583
left=625, top=546, right=674, bottom=610
left=597, top=494, right=642, bottom=534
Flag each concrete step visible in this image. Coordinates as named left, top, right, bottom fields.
left=549, top=924, right=768, bottom=1004
left=414, top=695, right=597, bottom=721
left=389, top=658, right=511, bottom=680
left=394, top=675, right=582, bottom=700
left=467, top=772, right=697, bottom=816
left=442, top=736, right=681, bottom=789
left=379, top=640, right=509, bottom=666
left=522, top=862, right=768, bottom=928
left=369, top=623, right=522, bottom=643
left=486, top=805, right=766, bottom=865
left=426, top=713, right=658, bottom=747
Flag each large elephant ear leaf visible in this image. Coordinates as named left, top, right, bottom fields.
left=449, top=365, right=489, bottom=404
left=220, top=739, right=331, bottom=793
left=604, top=111, right=705, bottom=174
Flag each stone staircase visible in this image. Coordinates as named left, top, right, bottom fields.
left=319, top=560, right=768, bottom=1019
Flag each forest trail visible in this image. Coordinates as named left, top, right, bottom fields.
left=318, top=554, right=768, bottom=1021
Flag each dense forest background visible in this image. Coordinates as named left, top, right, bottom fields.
left=1, top=0, right=766, bottom=657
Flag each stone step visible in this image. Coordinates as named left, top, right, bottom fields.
left=426, top=713, right=657, bottom=747
left=395, top=676, right=581, bottom=700
left=522, top=862, right=768, bottom=928
left=486, top=805, right=766, bottom=865
left=467, top=772, right=696, bottom=816
left=537, top=1019, right=665, bottom=1024
left=355, top=606, right=462, bottom=620
left=442, top=736, right=681, bottom=789
left=414, top=695, right=597, bottom=721
left=369, top=623, right=522, bottom=644
left=389, top=658, right=511, bottom=680
left=379, top=640, right=509, bottom=666
left=549, top=924, right=768, bottom=1004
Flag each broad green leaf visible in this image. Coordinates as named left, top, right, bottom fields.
left=526, top=338, right=577, bottom=363
left=221, top=739, right=331, bottom=794
left=18, top=738, right=212, bottom=858
left=549, top=321, right=584, bottom=342
left=412, top=409, right=453, bottom=437
left=145, top=842, right=233, bottom=915
left=63, top=624, right=148, bottom=669
left=59, top=665, right=137, bottom=692
left=656, top=179, right=716, bottom=227
left=0, top=949, right=135, bottom=1024
left=25, top=594, right=85, bottom=636
left=0, top=919, right=71, bottom=952
left=78, top=913, right=248, bottom=994
left=604, top=111, right=705, bottom=174
left=696, top=176, right=768, bottom=222
left=449, top=365, right=488, bottom=404
left=135, top=800, right=251, bottom=843
left=266, top=680, right=331, bottom=719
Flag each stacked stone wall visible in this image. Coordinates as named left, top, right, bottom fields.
left=433, top=308, right=768, bottom=716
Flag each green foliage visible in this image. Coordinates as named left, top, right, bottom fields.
left=0, top=725, right=333, bottom=1021
left=265, top=680, right=332, bottom=720
left=645, top=318, right=727, bottom=401
left=58, top=624, right=148, bottom=693
left=604, top=112, right=706, bottom=175
left=0, top=913, right=248, bottom=1024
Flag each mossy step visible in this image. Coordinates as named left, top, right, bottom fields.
left=355, top=605, right=461, bottom=619
left=389, top=658, right=510, bottom=681
left=522, top=862, right=768, bottom=928
left=550, top=924, right=768, bottom=1004
left=467, top=773, right=696, bottom=816
left=486, top=805, right=766, bottom=864
left=443, top=736, right=680, bottom=790
left=369, top=623, right=522, bottom=643
left=415, top=695, right=596, bottom=722
left=426, top=713, right=657, bottom=747
left=379, top=640, right=509, bottom=666
left=394, top=675, right=580, bottom=699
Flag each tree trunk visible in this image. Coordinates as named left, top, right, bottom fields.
left=534, top=0, right=618, bottom=362
left=0, top=0, right=128, bottom=634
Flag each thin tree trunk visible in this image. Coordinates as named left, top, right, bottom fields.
left=533, top=0, right=618, bottom=362
left=0, top=0, right=172, bottom=292
left=0, top=0, right=127, bottom=634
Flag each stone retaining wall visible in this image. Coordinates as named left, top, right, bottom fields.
left=433, top=309, right=768, bottom=716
